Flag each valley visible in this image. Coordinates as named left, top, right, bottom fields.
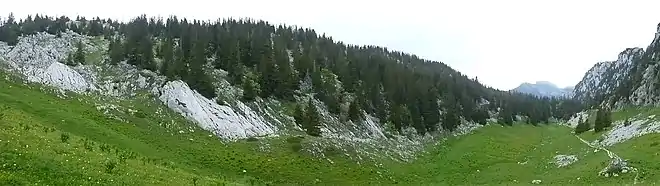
left=1, top=13, right=660, bottom=185
left=2, top=75, right=659, bottom=185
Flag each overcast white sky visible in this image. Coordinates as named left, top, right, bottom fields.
left=3, top=0, right=660, bottom=90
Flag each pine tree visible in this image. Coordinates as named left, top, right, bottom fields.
left=348, top=99, right=362, bottom=122
left=159, top=38, right=175, bottom=79
left=304, top=99, right=322, bottom=137
left=242, top=71, right=260, bottom=102
left=594, top=108, right=612, bottom=133
left=293, top=103, right=305, bottom=128
left=575, top=118, right=591, bottom=134
left=74, top=41, right=86, bottom=65
left=65, top=52, right=76, bottom=66
left=0, top=13, right=19, bottom=45
left=108, top=37, right=124, bottom=65
left=442, top=107, right=460, bottom=131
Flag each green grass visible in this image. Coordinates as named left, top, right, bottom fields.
left=0, top=73, right=406, bottom=185
left=2, top=70, right=660, bottom=185
left=85, top=36, right=107, bottom=65
left=396, top=123, right=660, bottom=185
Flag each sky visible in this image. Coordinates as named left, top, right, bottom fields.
left=3, top=0, right=660, bottom=90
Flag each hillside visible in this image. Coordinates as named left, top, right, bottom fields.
left=0, top=14, right=589, bottom=185
left=512, top=81, right=573, bottom=98
left=573, top=23, right=660, bottom=109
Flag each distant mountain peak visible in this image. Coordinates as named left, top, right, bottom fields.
left=511, top=81, right=573, bottom=98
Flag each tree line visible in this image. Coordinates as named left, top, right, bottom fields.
left=0, top=13, right=584, bottom=136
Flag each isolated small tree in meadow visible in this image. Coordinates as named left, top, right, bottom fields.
left=574, top=118, right=591, bottom=134
left=594, top=108, right=612, bottom=133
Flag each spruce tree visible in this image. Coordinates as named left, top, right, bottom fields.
left=74, top=41, right=86, bottom=65
left=108, top=37, right=124, bottom=65
left=159, top=38, right=175, bottom=79
left=293, top=103, right=305, bottom=128
left=242, top=71, right=260, bottom=102
left=348, top=99, right=362, bottom=122
left=65, top=52, right=76, bottom=66
left=304, top=99, right=322, bottom=137
left=594, top=108, right=612, bottom=133
left=575, top=118, right=591, bottom=134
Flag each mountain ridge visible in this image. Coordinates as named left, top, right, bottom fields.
left=511, top=81, right=574, bottom=98
left=573, top=23, right=660, bottom=108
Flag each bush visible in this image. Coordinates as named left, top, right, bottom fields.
left=83, top=139, right=95, bottom=151
left=60, top=133, right=70, bottom=143
left=286, top=136, right=304, bottom=144
left=134, top=111, right=147, bottom=118
left=574, top=118, right=591, bottom=134
left=624, top=119, right=632, bottom=127
left=246, top=137, right=259, bottom=142
left=104, top=160, right=117, bottom=173
left=100, top=144, right=112, bottom=152
left=594, top=108, right=612, bottom=133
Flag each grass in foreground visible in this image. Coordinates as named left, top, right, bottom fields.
left=0, top=73, right=407, bottom=185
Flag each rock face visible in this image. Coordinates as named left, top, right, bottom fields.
left=599, top=116, right=660, bottom=146
left=0, top=31, right=95, bottom=93
left=574, top=23, right=660, bottom=108
left=157, top=80, right=276, bottom=140
left=512, top=81, right=573, bottom=98
left=573, top=48, right=644, bottom=107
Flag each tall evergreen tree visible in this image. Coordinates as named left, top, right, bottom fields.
left=74, top=40, right=86, bottom=65
left=348, top=99, right=362, bottom=122
left=304, top=99, right=322, bottom=137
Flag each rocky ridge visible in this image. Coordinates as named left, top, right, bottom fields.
left=512, top=81, right=573, bottom=98
left=573, top=23, right=660, bottom=108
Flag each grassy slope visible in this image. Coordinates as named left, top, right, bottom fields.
left=0, top=73, right=411, bottom=185
left=2, top=70, right=660, bottom=185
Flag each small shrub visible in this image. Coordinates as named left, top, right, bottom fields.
left=624, top=119, right=632, bottom=127
left=60, top=133, right=70, bottom=143
left=100, top=144, right=111, bottom=152
left=574, top=118, right=591, bottom=134
left=104, top=160, right=117, bottom=173
left=134, top=111, right=147, bottom=118
left=290, top=143, right=303, bottom=152
left=83, top=139, right=95, bottom=151
left=323, top=146, right=341, bottom=156
left=246, top=137, right=259, bottom=142
left=651, top=142, right=659, bottom=147
left=286, top=136, right=304, bottom=144
left=192, top=177, right=199, bottom=186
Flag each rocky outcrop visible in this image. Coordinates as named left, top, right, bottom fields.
left=574, top=23, right=660, bottom=109
left=573, top=48, right=644, bottom=107
left=157, top=80, right=277, bottom=140
left=0, top=31, right=96, bottom=93
left=599, top=115, right=660, bottom=146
